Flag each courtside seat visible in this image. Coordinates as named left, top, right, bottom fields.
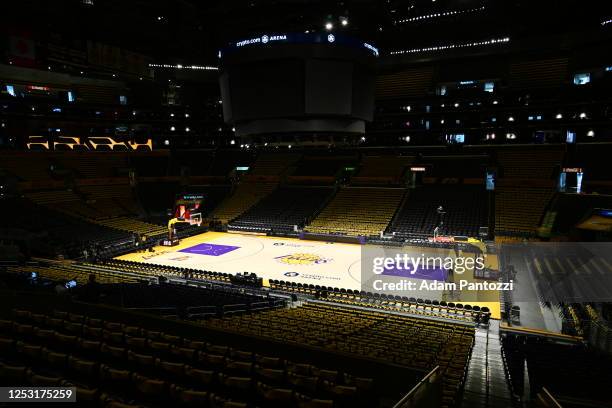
left=132, top=373, right=169, bottom=402
left=99, top=364, right=133, bottom=386
left=2, top=306, right=413, bottom=407
left=219, top=374, right=254, bottom=394
left=67, top=356, right=99, bottom=378
left=127, top=350, right=159, bottom=370
left=257, top=367, right=286, bottom=385
left=198, top=352, right=227, bottom=371
left=28, top=372, right=63, bottom=386
left=172, top=386, right=210, bottom=407
left=185, top=367, right=216, bottom=386
left=295, top=394, right=334, bottom=408
left=83, top=326, right=103, bottom=339
left=41, top=348, right=69, bottom=368
left=210, top=394, right=249, bottom=408
left=256, top=381, right=295, bottom=406
left=149, top=340, right=173, bottom=357
left=125, top=336, right=148, bottom=351
left=100, top=343, right=128, bottom=361
left=102, top=400, right=147, bottom=408
left=0, top=363, right=29, bottom=385
left=171, top=345, right=196, bottom=362
left=287, top=373, right=319, bottom=393
left=0, top=336, right=14, bottom=355
left=157, top=360, right=187, bottom=379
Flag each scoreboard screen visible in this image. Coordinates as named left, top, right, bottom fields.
left=174, top=193, right=204, bottom=219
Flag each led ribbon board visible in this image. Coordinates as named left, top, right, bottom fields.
left=220, top=32, right=379, bottom=58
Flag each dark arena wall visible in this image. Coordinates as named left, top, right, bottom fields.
left=219, top=33, right=377, bottom=136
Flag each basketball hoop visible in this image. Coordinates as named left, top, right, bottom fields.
left=189, top=213, right=203, bottom=227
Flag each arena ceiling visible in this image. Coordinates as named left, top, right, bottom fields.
left=5, top=0, right=612, bottom=63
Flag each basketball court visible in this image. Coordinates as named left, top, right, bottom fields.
left=117, top=231, right=501, bottom=318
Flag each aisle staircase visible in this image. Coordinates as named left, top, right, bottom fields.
left=462, top=320, right=514, bottom=407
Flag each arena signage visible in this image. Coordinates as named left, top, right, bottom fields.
left=181, top=194, right=204, bottom=200
left=27, top=85, right=50, bottom=91
left=236, top=34, right=288, bottom=47
left=26, top=135, right=153, bottom=151
left=225, top=33, right=379, bottom=57
left=363, top=42, right=379, bottom=56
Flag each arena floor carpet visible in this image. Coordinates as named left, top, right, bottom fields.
left=117, top=232, right=501, bottom=318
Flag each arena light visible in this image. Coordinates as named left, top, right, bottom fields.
left=587, top=130, right=595, bottom=137
left=389, top=36, right=510, bottom=55
left=325, top=22, right=333, bottom=31
left=395, top=5, right=486, bottom=24
left=579, top=112, right=587, bottom=119
left=230, top=139, right=235, bottom=145
left=556, top=113, right=563, bottom=119
left=341, top=18, right=349, bottom=26
left=602, top=18, right=612, bottom=26
left=170, top=126, right=176, bottom=131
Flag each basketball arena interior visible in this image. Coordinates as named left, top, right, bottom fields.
left=1, top=1, right=612, bottom=407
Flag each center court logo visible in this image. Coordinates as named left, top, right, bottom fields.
left=275, top=253, right=332, bottom=265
